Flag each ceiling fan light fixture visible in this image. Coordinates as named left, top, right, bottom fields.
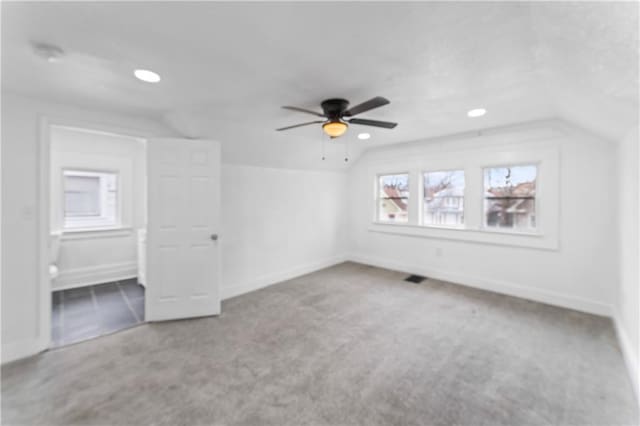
left=323, top=120, right=348, bottom=137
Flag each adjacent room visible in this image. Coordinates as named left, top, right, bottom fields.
left=1, top=2, right=639, bottom=425
left=49, top=125, right=147, bottom=346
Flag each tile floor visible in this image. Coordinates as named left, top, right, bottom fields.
left=52, top=279, right=145, bottom=347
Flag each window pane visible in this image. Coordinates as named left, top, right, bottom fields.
left=64, top=175, right=101, bottom=216
left=63, top=171, right=118, bottom=229
left=423, top=170, right=464, bottom=226
left=484, top=165, right=536, bottom=231
left=378, top=174, right=409, bottom=223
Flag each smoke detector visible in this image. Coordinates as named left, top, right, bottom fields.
left=32, top=42, right=65, bottom=63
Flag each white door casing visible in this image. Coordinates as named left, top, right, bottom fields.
left=146, top=138, right=221, bottom=321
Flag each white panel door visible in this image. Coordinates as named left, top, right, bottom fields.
left=146, top=138, right=221, bottom=321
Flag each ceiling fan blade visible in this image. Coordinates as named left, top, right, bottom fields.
left=276, top=120, right=325, bottom=131
left=282, top=106, right=326, bottom=117
left=348, top=118, right=397, bottom=129
left=343, top=96, right=390, bottom=117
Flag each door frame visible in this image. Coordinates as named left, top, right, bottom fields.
left=37, top=115, right=152, bottom=352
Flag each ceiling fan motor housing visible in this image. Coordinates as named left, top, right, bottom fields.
left=321, top=98, right=350, bottom=120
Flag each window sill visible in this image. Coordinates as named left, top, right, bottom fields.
left=477, top=226, right=541, bottom=237
left=374, top=222, right=467, bottom=232
left=368, top=222, right=555, bottom=251
left=60, top=227, right=134, bottom=240
left=373, top=220, right=410, bottom=226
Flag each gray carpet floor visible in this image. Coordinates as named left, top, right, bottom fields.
left=2, top=262, right=638, bottom=425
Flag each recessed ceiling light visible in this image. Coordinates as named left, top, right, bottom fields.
left=467, top=108, right=487, bottom=118
left=358, top=133, right=371, bottom=140
left=134, top=69, right=161, bottom=83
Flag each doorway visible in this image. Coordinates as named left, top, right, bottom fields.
left=48, top=125, right=147, bottom=346
left=38, top=121, right=222, bottom=351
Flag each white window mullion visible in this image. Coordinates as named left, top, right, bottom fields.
left=465, top=167, right=483, bottom=230
left=407, top=169, right=420, bottom=226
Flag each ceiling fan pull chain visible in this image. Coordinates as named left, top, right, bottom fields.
left=344, top=138, right=349, bottom=163
left=321, top=129, right=326, bottom=161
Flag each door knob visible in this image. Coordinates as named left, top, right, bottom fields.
left=210, top=234, right=219, bottom=241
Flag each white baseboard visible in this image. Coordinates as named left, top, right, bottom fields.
left=53, top=261, right=138, bottom=290
left=347, top=253, right=612, bottom=317
left=614, top=311, right=640, bottom=405
left=2, top=337, right=45, bottom=365
left=221, top=254, right=348, bottom=300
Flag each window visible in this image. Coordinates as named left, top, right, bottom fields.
left=423, top=170, right=465, bottom=226
left=377, top=174, right=409, bottom=223
left=484, top=165, right=537, bottom=231
left=63, top=170, right=118, bottom=229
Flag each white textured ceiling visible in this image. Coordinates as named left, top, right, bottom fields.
left=2, top=2, right=638, bottom=169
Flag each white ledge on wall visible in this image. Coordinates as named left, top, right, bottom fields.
left=60, top=227, right=134, bottom=240
left=368, top=223, right=558, bottom=251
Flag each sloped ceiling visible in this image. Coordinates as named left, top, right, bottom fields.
left=2, top=2, right=638, bottom=169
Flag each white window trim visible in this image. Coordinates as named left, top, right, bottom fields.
left=368, top=143, right=559, bottom=251
left=62, top=168, right=122, bottom=231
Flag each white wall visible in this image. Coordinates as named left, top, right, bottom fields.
left=616, top=127, right=639, bottom=400
left=220, top=164, right=348, bottom=299
left=347, top=120, right=618, bottom=316
left=1, top=93, right=174, bottom=362
left=50, top=126, right=146, bottom=289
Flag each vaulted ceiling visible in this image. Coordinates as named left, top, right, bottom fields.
left=2, top=2, right=638, bottom=169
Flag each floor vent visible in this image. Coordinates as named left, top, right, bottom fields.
left=404, top=274, right=426, bottom=284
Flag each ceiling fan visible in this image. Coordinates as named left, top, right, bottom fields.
left=277, top=96, right=398, bottom=138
